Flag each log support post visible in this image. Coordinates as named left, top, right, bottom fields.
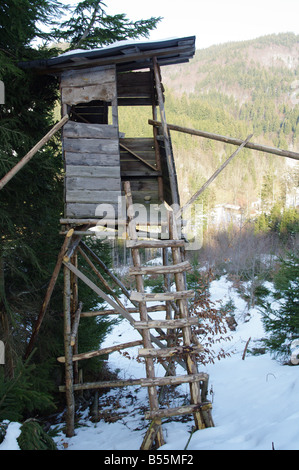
left=124, top=180, right=165, bottom=450
left=168, top=210, right=206, bottom=430
left=63, top=264, right=75, bottom=437
left=153, top=58, right=179, bottom=206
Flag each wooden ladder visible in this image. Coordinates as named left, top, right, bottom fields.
left=124, top=181, right=213, bottom=450
left=54, top=185, right=213, bottom=448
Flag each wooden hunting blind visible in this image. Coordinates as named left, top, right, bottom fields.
left=3, top=35, right=297, bottom=449
left=22, top=36, right=196, bottom=221
left=18, top=36, right=218, bottom=449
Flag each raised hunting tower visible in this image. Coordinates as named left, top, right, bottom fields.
left=20, top=36, right=217, bottom=449
left=4, top=34, right=297, bottom=449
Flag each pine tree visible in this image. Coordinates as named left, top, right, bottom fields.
left=0, top=0, right=66, bottom=377
left=17, top=420, right=57, bottom=450
left=0, top=0, right=159, bottom=420
left=53, top=0, right=161, bottom=50
left=261, top=252, right=299, bottom=362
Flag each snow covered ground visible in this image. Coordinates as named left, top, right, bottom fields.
left=1, top=275, right=299, bottom=451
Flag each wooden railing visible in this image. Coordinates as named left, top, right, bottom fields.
left=149, top=119, right=299, bottom=161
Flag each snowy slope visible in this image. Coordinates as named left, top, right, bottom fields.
left=53, top=276, right=299, bottom=451
left=2, top=276, right=299, bottom=451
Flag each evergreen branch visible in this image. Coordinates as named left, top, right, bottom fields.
left=53, top=1, right=161, bottom=50
left=74, top=1, right=102, bottom=49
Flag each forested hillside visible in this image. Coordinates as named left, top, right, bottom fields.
left=162, top=33, right=299, bottom=211
left=119, top=33, right=299, bottom=215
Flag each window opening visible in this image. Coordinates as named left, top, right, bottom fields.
left=70, top=100, right=109, bottom=124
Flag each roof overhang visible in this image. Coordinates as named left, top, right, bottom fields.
left=19, top=36, right=196, bottom=75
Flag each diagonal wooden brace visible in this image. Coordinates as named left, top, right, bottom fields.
left=24, top=228, right=74, bottom=359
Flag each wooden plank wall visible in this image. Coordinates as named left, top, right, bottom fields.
left=63, top=121, right=121, bottom=218
left=61, top=65, right=117, bottom=105
left=119, top=138, right=160, bottom=205
left=117, top=71, right=156, bottom=106
left=60, top=66, right=175, bottom=218
left=61, top=65, right=121, bottom=219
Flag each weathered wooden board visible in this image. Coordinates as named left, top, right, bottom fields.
left=61, top=66, right=116, bottom=88
left=119, top=137, right=157, bottom=179
left=117, top=71, right=155, bottom=105
left=119, top=138, right=154, bottom=150
left=62, top=83, right=116, bottom=105
left=120, top=151, right=156, bottom=160
left=64, top=138, right=119, bottom=154
left=62, top=119, right=121, bottom=218
left=61, top=65, right=116, bottom=107
left=120, top=165, right=157, bottom=176
left=129, top=190, right=159, bottom=205
left=127, top=239, right=185, bottom=249
left=117, top=98, right=153, bottom=106
left=121, top=170, right=160, bottom=178
left=138, top=344, right=202, bottom=358
left=65, top=165, right=120, bottom=178
left=158, top=137, right=178, bottom=206
left=130, top=289, right=194, bottom=302
left=66, top=190, right=121, bottom=203
left=117, top=71, right=151, bottom=88
left=117, top=87, right=152, bottom=97
left=118, top=136, right=161, bottom=203
left=120, top=156, right=155, bottom=167
left=123, top=178, right=158, bottom=192
left=144, top=403, right=212, bottom=420
left=59, top=373, right=209, bottom=392
left=66, top=201, right=119, bottom=218
left=63, top=122, right=118, bottom=139
left=65, top=152, right=120, bottom=167
left=66, top=177, right=120, bottom=191
left=129, top=260, right=192, bottom=275
left=134, top=318, right=199, bottom=329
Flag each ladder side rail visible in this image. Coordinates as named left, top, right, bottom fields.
left=168, top=210, right=206, bottom=430
left=124, top=181, right=165, bottom=449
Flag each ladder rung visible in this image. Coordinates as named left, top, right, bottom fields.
left=80, top=304, right=167, bottom=317
left=134, top=318, right=199, bottom=329
left=59, top=373, right=209, bottom=392
left=130, top=289, right=194, bottom=302
left=59, top=377, right=144, bottom=392
left=129, top=260, right=192, bottom=275
left=145, top=403, right=212, bottom=420
left=140, top=372, right=208, bottom=387
left=57, top=339, right=143, bottom=363
left=138, top=344, right=203, bottom=358
left=126, top=239, right=185, bottom=249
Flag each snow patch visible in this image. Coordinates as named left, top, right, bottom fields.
left=3, top=275, right=299, bottom=451
left=0, top=422, right=21, bottom=450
